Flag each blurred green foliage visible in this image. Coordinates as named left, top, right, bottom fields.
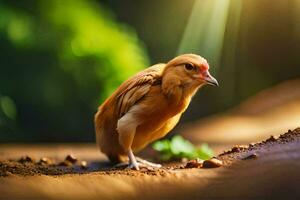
left=152, top=135, right=214, bottom=161
left=0, top=0, right=149, bottom=141
left=2, top=0, right=299, bottom=143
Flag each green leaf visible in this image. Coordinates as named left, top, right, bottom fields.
left=160, top=153, right=173, bottom=161
left=152, top=135, right=214, bottom=161
left=196, top=143, right=214, bottom=160
left=170, top=135, right=195, bottom=155
left=152, top=140, right=170, bottom=152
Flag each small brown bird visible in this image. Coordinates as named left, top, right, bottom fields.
left=95, top=54, right=218, bottom=170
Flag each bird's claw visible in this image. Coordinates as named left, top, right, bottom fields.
left=113, top=162, right=140, bottom=170
left=136, top=157, right=162, bottom=168
left=127, top=162, right=140, bottom=170
left=114, top=161, right=160, bottom=171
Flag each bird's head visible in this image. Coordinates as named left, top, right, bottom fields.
left=164, top=54, right=218, bottom=87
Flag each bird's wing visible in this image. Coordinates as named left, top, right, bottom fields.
left=116, top=64, right=164, bottom=118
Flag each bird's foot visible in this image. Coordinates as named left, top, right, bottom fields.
left=127, top=161, right=140, bottom=170
left=127, top=148, right=140, bottom=170
left=113, top=161, right=140, bottom=170
left=113, top=161, right=160, bottom=170
left=136, top=157, right=162, bottom=168
left=114, top=150, right=161, bottom=170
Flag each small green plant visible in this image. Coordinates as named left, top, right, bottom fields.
left=152, top=135, right=214, bottom=161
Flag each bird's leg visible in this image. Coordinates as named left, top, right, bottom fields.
left=127, top=148, right=140, bottom=170
left=117, top=113, right=140, bottom=170
left=136, top=157, right=162, bottom=168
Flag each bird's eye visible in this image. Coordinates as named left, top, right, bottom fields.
left=185, top=63, right=194, bottom=71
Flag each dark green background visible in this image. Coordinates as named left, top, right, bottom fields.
left=1, top=0, right=299, bottom=142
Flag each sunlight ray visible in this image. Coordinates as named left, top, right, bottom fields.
left=177, top=0, right=231, bottom=75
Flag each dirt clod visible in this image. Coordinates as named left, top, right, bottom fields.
left=38, top=157, right=53, bottom=165
left=185, top=159, right=203, bottom=168
left=65, top=154, right=78, bottom=164
left=18, top=156, right=35, bottom=163
left=248, top=143, right=255, bottom=148
left=266, top=135, right=277, bottom=142
left=231, top=145, right=248, bottom=153
left=202, top=158, right=223, bottom=168
left=80, top=161, right=88, bottom=169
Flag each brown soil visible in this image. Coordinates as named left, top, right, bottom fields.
left=0, top=128, right=300, bottom=200
left=1, top=128, right=299, bottom=178
left=0, top=155, right=178, bottom=177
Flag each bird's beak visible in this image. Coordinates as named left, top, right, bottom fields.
left=204, top=71, right=219, bottom=86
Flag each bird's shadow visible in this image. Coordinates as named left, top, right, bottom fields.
left=71, top=160, right=115, bottom=174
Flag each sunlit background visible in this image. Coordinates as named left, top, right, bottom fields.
left=0, top=0, right=300, bottom=143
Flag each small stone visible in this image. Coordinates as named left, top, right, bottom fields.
left=38, top=157, right=53, bottom=165
left=80, top=161, right=88, bottom=169
left=65, top=154, right=78, bottom=164
left=248, top=143, right=255, bottom=148
left=185, top=158, right=203, bottom=168
left=202, top=158, right=223, bottom=168
left=18, top=156, right=35, bottom=163
left=231, top=145, right=248, bottom=152
left=242, top=153, right=258, bottom=160
left=231, top=147, right=239, bottom=152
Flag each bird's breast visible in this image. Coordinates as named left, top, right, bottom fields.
left=130, top=86, right=192, bottom=151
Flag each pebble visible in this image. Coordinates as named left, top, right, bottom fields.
left=65, top=154, right=78, bottom=164
left=80, top=161, right=88, bottom=169
left=231, top=145, right=248, bottom=153
left=185, top=158, right=203, bottom=168
left=202, top=158, right=223, bottom=168
left=248, top=143, right=256, bottom=148
left=38, top=157, right=53, bottom=165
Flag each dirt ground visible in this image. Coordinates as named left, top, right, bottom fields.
left=0, top=128, right=300, bottom=200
